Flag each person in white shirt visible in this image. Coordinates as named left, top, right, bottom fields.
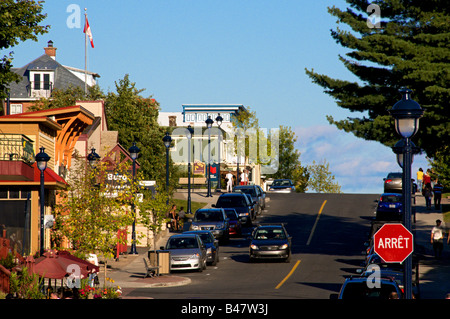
left=431, top=219, right=445, bottom=259
left=226, top=172, right=234, bottom=192
left=240, top=170, right=248, bottom=185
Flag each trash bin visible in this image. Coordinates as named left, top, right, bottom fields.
left=148, top=250, right=171, bottom=275
left=157, top=250, right=170, bottom=275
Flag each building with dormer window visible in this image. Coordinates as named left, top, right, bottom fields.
left=3, top=40, right=100, bottom=115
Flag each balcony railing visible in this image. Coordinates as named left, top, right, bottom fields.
left=26, top=81, right=53, bottom=98
left=0, top=134, right=35, bottom=164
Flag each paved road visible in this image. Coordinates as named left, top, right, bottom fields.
left=124, top=193, right=379, bottom=299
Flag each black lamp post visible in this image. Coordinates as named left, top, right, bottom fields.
left=163, top=132, right=172, bottom=201
left=35, top=147, right=50, bottom=255
left=215, top=113, right=223, bottom=192
left=389, top=87, right=424, bottom=300
left=87, top=148, right=100, bottom=168
left=186, top=126, right=194, bottom=214
left=128, top=142, right=140, bottom=255
left=205, top=116, right=214, bottom=197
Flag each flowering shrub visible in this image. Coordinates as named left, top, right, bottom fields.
left=79, top=277, right=121, bottom=299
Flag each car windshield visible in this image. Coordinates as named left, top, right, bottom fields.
left=225, top=211, right=238, bottom=220
left=254, top=228, right=286, bottom=240
left=380, top=195, right=402, bottom=203
left=167, top=237, right=198, bottom=249
left=272, top=180, right=291, bottom=186
left=236, top=188, right=256, bottom=196
left=387, top=173, right=402, bottom=179
left=197, top=233, right=214, bottom=244
left=216, top=196, right=247, bottom=207
left=194, top=210, right=224, bottom=222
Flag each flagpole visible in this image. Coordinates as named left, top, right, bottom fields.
left=84, top=8, right=87, bottom=96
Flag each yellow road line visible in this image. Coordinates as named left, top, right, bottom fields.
left=275, top=260, right=301, bottom=290
left=306, top=200, right=327, bottom=246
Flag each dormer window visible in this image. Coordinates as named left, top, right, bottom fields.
left=30, top=71, right=53, bottom=97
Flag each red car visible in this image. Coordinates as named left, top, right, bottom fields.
left=224, top=208, right=242, bottom=237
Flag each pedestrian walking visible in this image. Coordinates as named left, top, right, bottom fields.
left=423, top=169, right=431, bottom=187
left=431, top=219, right=445, bottom=259
left=433, top=180, right=443, bottom=210
left=416, top=168, right=424, bottom=191
left=423, top=183, right=433, bottom=210
left=240, top=169, right=248, bottom=185
left=226, top=171, right=234, bottom=192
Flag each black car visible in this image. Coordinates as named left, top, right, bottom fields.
left=184, top=230, right=219, bottom=266
left=213, top=193, right=255, bottom=226
left=268, top=179, right=295, bottom=193
left=233, top=185, right=264, bottom=215
left=331, top=276, right=403, bottom=299
left=249, top=224, right=291, bottom=262
left=189, top=208, right=230, bottom=243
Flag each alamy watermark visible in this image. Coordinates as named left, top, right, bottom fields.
left=170, top=127, right=280, bottom=175
left=366, top=3, right=381, bottom=29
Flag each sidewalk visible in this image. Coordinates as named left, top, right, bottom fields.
left=99, top=190, right=221, bottom=298
left=413, top=194, right=450, bottom=299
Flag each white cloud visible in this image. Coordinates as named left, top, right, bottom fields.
left=293, top=125, right=428, bottom=193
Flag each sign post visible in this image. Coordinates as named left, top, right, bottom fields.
left=374, top=223, right=413, bottom=264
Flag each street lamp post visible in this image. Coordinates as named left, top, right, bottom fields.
left=128, top=142, right=140, bottom=255
left=87, top=148, right=100, bottom=168
left=205, top=116, right=214, bottom=197
left=35, top=147, right=50, bottom=255
left=186, top=126, right=194, bottom=214
left=163, top=132, right=172, bottom=203
left=215, top=113, right=223, bottom=192
left=389, top=87, right=424, bottom=299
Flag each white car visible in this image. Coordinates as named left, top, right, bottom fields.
left=162, top=234, right=207, bottom=272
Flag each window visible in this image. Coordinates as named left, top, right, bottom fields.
left=34, top=73, right=41, bottom=90
left=43, top=74, right=50, bottom=90
left=10, top=104, right=23, bottom=115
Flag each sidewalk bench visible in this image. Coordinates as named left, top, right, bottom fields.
left=178, top=177, right=207, bottom=188
left=143, top=258, right=159, bottom=278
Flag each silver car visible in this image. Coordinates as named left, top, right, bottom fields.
left=162, top=234, right=207, bottom=272
left=190, top=208, right=230, bottom=243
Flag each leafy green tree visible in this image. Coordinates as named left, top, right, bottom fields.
left=267, top=126, right=309, bottom=192
left=105, top=74, right=168, bottom=183
left=0, top=0, right=49, bottom=103
left=53, top=154, right=137, bottom=286
left=305, top=0, right=450, bottom=182
left=307, top=159, right=342, bottom=193
left=138, top=186, right=170, bottom=253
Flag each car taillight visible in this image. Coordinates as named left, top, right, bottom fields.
left=385, top=179, right=393, bottom=184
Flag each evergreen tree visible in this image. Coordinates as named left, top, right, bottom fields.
left=305, top=0, right=449, bottom=184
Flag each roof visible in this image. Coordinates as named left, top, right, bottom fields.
left=7, top=54, right=95, bottom=99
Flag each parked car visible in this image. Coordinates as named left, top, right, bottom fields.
left=383, top=172, right=403, bottom=193
left=233, top=185, right=264, bottom=215
left=162, top=233, right=207, bottom=272
left=223, top=208, right=242, bottom=237
left=249, top=224, right=292, bottom=262
left=331, top=276, right=403, bottom=299
left=376, top=193, right=403, bottom=221
left=383, top=172, right=417, bottom=194
left=213, top=193, right=255, bottom=226
left=268, top=179, right=295, bottom=193
left=360, top=268, right=420, bottom=299
left=189, top=208, right=230, bottom=243
left=184, top=230, right=219, bottom=266
left=255, top=185, right=266, bottom=210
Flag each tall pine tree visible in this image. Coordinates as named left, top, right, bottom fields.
left=306, top=0, right=449, bottom=186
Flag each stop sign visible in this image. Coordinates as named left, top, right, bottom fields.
left=374, top=223, right=413, bottom=263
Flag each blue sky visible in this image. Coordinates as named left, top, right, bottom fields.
left=8, top=0, right=429, bottom=193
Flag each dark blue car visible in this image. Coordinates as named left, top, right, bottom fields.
left=376, top=193, right=403, bottom=221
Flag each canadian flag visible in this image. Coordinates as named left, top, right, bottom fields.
left=83, top=16, right=94, bottom=48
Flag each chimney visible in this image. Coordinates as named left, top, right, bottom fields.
left=44, top=40, right=56, bottom=59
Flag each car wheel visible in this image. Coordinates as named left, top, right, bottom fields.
left=211, top=253, right=218, bottom=266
